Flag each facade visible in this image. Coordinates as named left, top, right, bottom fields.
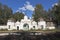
left=0, top=15, right=55, bottom=30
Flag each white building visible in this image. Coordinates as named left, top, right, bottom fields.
left=0, top=15, right=55, bottom=30
left=6, top=15, right=55, bottom=30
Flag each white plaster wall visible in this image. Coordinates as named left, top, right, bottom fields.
left=19, top=23, right=24, bottom=30
left=15, top=21, right=21, bottom=30
left=47, top=26, right=55, bottom=29
left=7, top=22, right=15, bottom=30
left=32, top=21, right=38, bottom=29
left=38, top=21, right=46, bottom=30
left=28, top=23, right=32, bottom=30
left=0, top=25, right=8, bottom=29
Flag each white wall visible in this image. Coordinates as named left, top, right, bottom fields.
left=7, top=21, right=15, bottom=30
left=38, top=21, right=46, bottom=30
left=31, top=21, right=38, bottom=29
left=47, top=26, right=55, bottom=29
left=0, top=25, right=8, bottom=29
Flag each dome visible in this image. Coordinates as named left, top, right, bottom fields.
left=24, top=15, right=28, bottom=19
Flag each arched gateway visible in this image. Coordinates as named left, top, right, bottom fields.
left=23, top=23, right=29, bottom=30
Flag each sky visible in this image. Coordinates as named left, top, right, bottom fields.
left=0, top=0, right=58, bottom=17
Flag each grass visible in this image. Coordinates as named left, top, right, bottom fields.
left=22, top=29, right=60, bottom=33
left=0, top=29, right=60, bottom=33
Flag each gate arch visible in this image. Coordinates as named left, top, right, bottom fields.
left=23, top=23, right=29, bottom=30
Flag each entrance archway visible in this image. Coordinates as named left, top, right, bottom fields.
left=17, top=26, right=19, bottom=30
left=33, top=26, right=35, bottom=29
left=23, top=23, right=29, bottom=30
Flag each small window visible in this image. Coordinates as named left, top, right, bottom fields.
left=9, top=25, right=10, bottom=29
left=41, top=25, right=43, bottom=29
left=33, top=26, right=35, bottom=29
